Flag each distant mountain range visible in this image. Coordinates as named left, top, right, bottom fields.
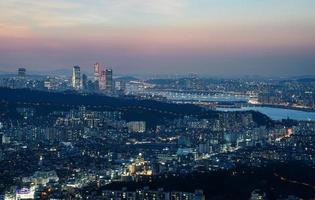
left=115, top=76, right=139, bottom=81
left=0, top=69, right=314, bottom=80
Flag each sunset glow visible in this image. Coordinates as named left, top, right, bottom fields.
left=1, top=0, right=315, bottom=75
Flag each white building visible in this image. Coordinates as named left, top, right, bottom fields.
left=127, top=121, right=146, bottom=133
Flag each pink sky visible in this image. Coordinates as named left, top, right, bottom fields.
left=0, top=0, right=315, bottom=76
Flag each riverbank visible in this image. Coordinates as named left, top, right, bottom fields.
left=247, top=103, right=315, bottom=113
left=216, top=106, right=315, bottom=121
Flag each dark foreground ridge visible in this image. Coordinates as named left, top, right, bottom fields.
left=83, top=162, right=315, bottom=200
left=0, top=87, right=273, bottom=127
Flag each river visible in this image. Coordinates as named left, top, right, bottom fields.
left=216, top=106, right=315, bottom=121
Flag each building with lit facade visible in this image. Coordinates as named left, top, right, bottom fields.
left=94, top=63, right=101, bottom=82
left=100, top=69, right=106, bottom=91
left=127, top=121, right=146, bottom=133
left=105, top=68, right=113, bottom=91
left=72, top=65, right=81, bottom=90
left=82, top=74, right=88, bottom=90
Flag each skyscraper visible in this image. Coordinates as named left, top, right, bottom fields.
left=72, top=65, right=81, bottom=90
left=105, top=68, right=113, bottom=91
left=82, top=74, right=87, bottom=90
left=100, top=69, right=106, bottom=91
left=94, top=63, right=100, bottom=82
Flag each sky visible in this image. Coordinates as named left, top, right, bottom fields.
left=0, top=0, right=315, bottom=76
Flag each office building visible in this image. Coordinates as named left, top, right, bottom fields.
left=94, top=63, right=101, bottom=82
left=72, top=65, right=81, bottom=90
left=100, top=69, right=106, bottom=91
left=105, top=68, right=113, bottom=91
left=94, top=63, right=101, bottom=91
left=82, top=74, right=88, bottom=90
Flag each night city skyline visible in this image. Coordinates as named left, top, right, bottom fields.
left=1, top=0, right=315, bottom=76
left=1, top=1, right=315, bottom=200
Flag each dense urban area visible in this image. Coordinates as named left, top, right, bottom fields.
left=0, top=66, right=315, bottom=200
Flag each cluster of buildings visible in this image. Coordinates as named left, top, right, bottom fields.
left=3, top=170, right=59, bottom=200
left=1, top=67, right=314, bottom=111
left=101, top=187, right=205, bottom=200
left=0, top=65, right=125, bottom=95
left=72, top=63, right=113, bottom=92
left=138, top=77, right=315, bottom=110
left=0, top=69, right=314, bottom=199
left=0, top=98, right=314, bottom=198
left=0, top=106, right=146, bottom=143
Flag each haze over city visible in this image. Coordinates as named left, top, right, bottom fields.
left=1, top=1, right=315, bottom=200
left=0, top=0, right=315, bottom=76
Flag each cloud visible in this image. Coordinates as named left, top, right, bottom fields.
left=1, top=0, right=315, bottom=31
left=0, top=0, right=315, bottom=76
left=0, top=0, right=187, bottom=29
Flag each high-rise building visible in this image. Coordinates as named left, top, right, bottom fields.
left=94, top=63, right=100, bottom=82
left=94, top=63, right=101, bottom=91
left=82, top=74, right=88, bottom=90
left=72, top=65, right=81, bottom=90
left=18, top=68, right=26, bottom=77
left=105, top=68, right=113, bottom=91
left=100, top=69, right=106, bottom=91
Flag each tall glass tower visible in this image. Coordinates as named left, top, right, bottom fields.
left=105, top=68, right=113, bottom=91
left=72, top=65, right=81, bottom=90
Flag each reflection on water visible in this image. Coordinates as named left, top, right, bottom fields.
left=217, top=106, right=315, bottom=121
